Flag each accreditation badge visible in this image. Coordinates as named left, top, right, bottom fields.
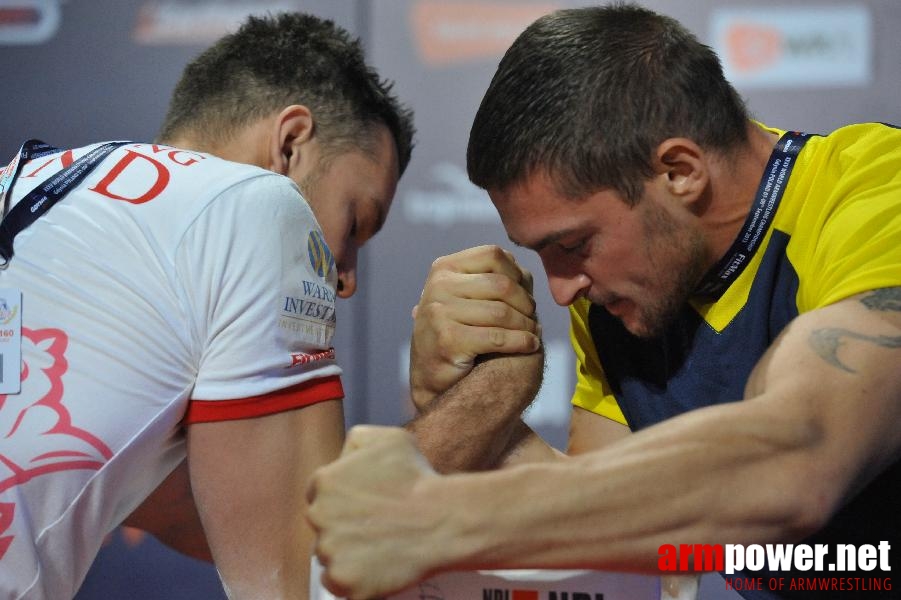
left=0, top=288, right=22, bottom=394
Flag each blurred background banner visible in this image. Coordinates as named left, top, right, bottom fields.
left=0, top=1, right=897, bottom=598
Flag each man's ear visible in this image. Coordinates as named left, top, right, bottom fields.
left=653, top=137, right=709, bottom=206
left=268, top=104, right=316, bottom=175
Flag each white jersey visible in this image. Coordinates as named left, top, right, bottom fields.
left=0, top=142, right=343, bottom=599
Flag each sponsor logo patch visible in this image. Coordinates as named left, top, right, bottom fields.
left=307, top=230, right=334, bottom=278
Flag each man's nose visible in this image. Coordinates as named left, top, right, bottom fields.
left=547, top=271, right=591, bottom=306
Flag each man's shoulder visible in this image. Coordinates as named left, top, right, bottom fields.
left=120, top=143, right=301, bottom=207
left=810, top=122, right=901, bottom=160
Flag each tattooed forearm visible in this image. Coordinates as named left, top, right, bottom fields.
left=809, top=327, right=901, bottom=373
left=860, top=287, right=901, bottom=312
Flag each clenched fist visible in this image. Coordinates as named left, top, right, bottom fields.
left=307, top=426, right=456, bottom=599
left=410, top=245, right=541, bottom=410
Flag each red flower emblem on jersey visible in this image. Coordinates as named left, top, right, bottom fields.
left=0, top=328, right=112, bottom=558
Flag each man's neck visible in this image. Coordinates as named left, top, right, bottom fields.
left=702, top=122, right=782, bottom=261
left=159, top=120, right=271, bottom=169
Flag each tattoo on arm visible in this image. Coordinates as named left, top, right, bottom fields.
left=860, top=287, right=901, bottom=312
left=809, top=328, right=901, bottom=373
left=812, top=288, right=901, bottom=372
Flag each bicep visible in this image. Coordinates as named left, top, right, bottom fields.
left=187, top=399, right=345, bottom=598
left=122, top=460, right=212, bottom=561
left=745, top=289, right=901, bottom=499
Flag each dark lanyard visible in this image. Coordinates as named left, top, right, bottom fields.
left=694, top=130, right=816, bottom=299
left=0, top=140, right=128, bottom=266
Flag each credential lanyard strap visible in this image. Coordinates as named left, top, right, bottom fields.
left=0, top=140, right=129, bottom=265
left=694, top=130, right=816, bottom=300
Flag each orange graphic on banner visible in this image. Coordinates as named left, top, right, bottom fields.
left=725, top=23, right=782, bottom=73
left=410, top=1, right=558, bottom=66
left=0, top=7, right=40, bottom=26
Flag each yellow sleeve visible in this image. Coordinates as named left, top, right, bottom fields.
left=792, top=124, right=901, bottom=311
left=568, top=298, right=628, bottom=426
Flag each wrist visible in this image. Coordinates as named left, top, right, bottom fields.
left=416, top=473, right=491, bottom=573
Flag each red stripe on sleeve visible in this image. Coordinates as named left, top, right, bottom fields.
left=185, top=375, right=344, bottom=425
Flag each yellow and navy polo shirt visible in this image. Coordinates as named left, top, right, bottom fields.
left=570, top=122, right=901, bottom=430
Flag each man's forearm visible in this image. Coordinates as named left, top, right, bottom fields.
left=419, top=398, right=830, bottom=575
left=406, top=352, right=546, bottom=473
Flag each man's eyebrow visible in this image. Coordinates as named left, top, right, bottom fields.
left=509, top=228, right=577, bottom=253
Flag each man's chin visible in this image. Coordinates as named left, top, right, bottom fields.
left=629, top=322, right=667, bottom=340
left=616, top=305, right=672, bottom=340
left=608, top=304, right=659, bottom=339
left=591, top=295, right=675, bottom=339
left=621, top=318, right=659, bottom=340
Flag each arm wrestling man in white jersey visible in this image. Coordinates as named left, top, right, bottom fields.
left=0, top=12, right=413, bottom=600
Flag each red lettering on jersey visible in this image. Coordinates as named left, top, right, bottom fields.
left=167, top=150, right=204, bottom=167
left=143, top=144, right=204, bottom=167
left=89, top=150, right=170, bottom=204
left=22, top=149, right=75, bottom=178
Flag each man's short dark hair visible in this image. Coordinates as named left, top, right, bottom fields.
left=467, top=3, right=749, bottom=203
left=159, top=12, right=414, bottom=175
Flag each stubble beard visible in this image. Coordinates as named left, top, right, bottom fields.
left=629, top=203, right=709, bottom=340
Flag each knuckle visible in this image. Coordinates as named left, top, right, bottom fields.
left=434, top=324, right=452, bottom=348
left=494, top=275, right=517, bottom=297
left=419, top=300, right=444, bottom=320
left=489, top=328, right=506, bottom=347
left=431, top=253, right=459, bottom=273
left=490, top=301, right=512, bottom=322
left=428, top=269, right=450, bottom=286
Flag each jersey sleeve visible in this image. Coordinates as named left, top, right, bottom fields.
left=175, top=174, right=343, bottom=423
left=794, top=124, right=901, bottom=311
left=568, top=298, right=628, bottom=426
